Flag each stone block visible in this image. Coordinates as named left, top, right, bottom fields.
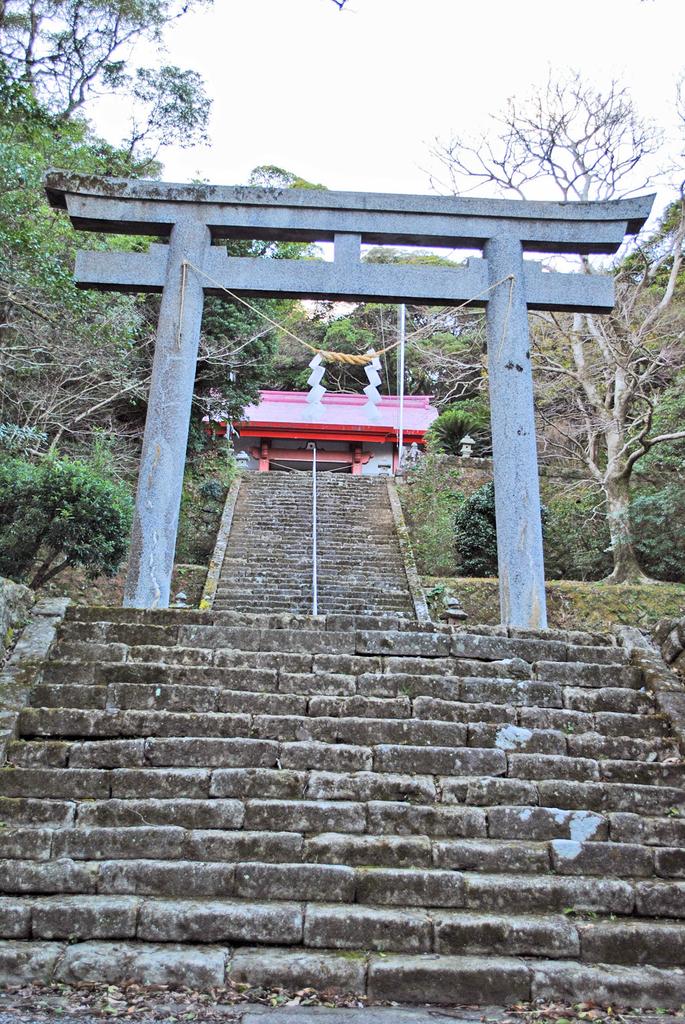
left=278, top=742, right=372, bottom=772
left=210, top=768, right=306, bottom=799
left=594, top=711, right=667, bottom=739
left=0, top=859, right=97, bottom=894
left=412, top=697, right=515, bottom=724
left=518, top=707, right=594, bottom=733
left=550, top=839, right=653, bottom=877
left=373, top=745, right=506, bottom=776
left=469, top=723, right=566, bottom=754
left=235, top=862, right=355, bottom=902
left=568, top=732, right=668, bottom=761
left=451, top=634, right=567, bottom=663
left=488, top=806, right=608, bottom=842
left=355, top=672, right=398, bottom=698
left=304, top=903, right=431, bottom=953
left=0, top=827, right=53, bottom=861
left=463, top=778, right=538, bottom=806
left=279, top=673, right=355, bottom=696
left=635, top=880, right=685, bottom=917
left=229, top=947, right=366, bottom=994
left=56, top=940, right=226, bottom=988
left=609, top=812, right=685, bottom=846
left=106, top=623, right=178, bottom=646
left=144, top=737, right=279, bottom=768
left=433, top=839, right=549, bottom=874
left=0, top=768, right=110, bottom=799
left=507, top=754, right=599, bottom=782
left=244, top=799, right=366, bottom=834
left=183, top=830, right=303, bottom=863
left=309, top=695, right=411, bottom=719
left=77, top=798, right=245, bottom=830
left=434, top=910, right=578, bottom=958
left=0, top=898, right=31, bottom=938
left=600, top=760, right=684, bottom=787
left=460, top=679, right=562, bottom=707
left=655, top=848, right=685, bottom=878
left=305, top=833, right=431, bottom=868
left=356, top=630, right=450, bottom=657
left=218, top=691, right=307, bottom=716
left=207, top=665, right=279, bottom=691
left=564, top=686, right=650, bottom=713
left=355, top=867, right=464, bottom=907
left=367, top=953, right=530, bottom=1004
left=32, top=895, right=139, bottom=939
left=0, top=940, right=64, bottom=984
left=111, top=768, right=210, bottom=799
left=579, top=919, right=685, bottom=966
left=314, top=654, right=381, bottom=676
left=98, top=859, right=235, bottom=897
left=464, top=873, right=634, bottom=914
left=69, top=739, right=146, bottom=768
left=54, top=826, right=185, bottom=861
left=367, top=801, right=486, bottom=838
left=531, top=959, right=685, bottom=1008
left=138, top=898, right=303, bottom=944
left=6, top=740, right=71, bottom=768
left=305, top=770, right=436, bottom=803
left=30, top=683, right=107, bottom=710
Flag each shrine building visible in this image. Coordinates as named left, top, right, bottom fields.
left=206, top=390, right=437, bottom=474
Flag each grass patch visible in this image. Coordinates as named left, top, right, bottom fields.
left=424, top=577, right=685, bottom=631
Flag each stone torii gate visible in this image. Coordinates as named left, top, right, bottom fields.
left=45, top=172, right=653, bottom=627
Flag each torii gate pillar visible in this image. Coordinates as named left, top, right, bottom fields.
left=125, top=216, right=209, bottom=608
left=44, top=173, right=653, bottom=626
left=485, top=234, right=546, bottom=627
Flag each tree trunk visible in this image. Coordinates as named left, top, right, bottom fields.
left=603, top=474, right=652, bottom=583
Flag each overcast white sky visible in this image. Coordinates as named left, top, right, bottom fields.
left=91, top=0, right=684, bottom=201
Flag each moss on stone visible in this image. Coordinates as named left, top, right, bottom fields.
left=424, top=576, right=685, bottom=631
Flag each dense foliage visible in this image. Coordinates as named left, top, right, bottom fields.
left=0, top=455, right=133, bottom=586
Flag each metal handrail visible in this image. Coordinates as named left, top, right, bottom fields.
left=311, top=443, right=318, bottom=616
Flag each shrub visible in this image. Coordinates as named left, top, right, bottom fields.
left=632, top=483, right=685, bottom=583
left=543, top=490, right=612, bottom=581
left=0, top=455, right=133, bottom=588
left=400, top=452, right=464, bottom=575
left=453, top=481, right=499, bottom=576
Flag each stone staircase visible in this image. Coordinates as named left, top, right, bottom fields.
left=213, top=473, right=416, bottom=618
left=1, top=606, right=685, bottom=1005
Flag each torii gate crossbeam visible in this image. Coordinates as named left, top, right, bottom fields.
left=45, top=172, right=654, bottom=627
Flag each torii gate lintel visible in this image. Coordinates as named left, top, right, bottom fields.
left=45, top=172, right=654, bottom=627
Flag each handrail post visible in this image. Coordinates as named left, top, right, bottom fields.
left=311, top=443, right=318, bottom=616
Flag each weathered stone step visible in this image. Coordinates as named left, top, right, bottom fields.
left=4, top=752, right=685, bottom=818
left=0, top=892, right=682, bottom=968
left=17, top=708, right=677, bottom=766
left=28, top=681, right=667, bottom=737
left=2, top=938, right=684, bottom=1006
left=0, top=864, right=679, bottom=921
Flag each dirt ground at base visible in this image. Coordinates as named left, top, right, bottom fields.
left=0, top=983, right=683, bottom=1024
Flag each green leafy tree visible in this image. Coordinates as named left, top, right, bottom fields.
left=0, top=456, right=133, bottom=587
left=0, top=0, right=212, bottom=141
left=453, top=482, right=499, bottom=577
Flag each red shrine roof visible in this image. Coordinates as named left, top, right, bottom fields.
left=233, top=390, right=438, bottom=443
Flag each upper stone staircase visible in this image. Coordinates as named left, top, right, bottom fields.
left=1, top=605, right=685, bottom=1006
left=213, top=473, right=416, bottom=618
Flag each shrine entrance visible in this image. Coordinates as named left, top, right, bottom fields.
left=45, top=172, right=653, bottom=627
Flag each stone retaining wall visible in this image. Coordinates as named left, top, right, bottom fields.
left=654, top=617, right=685, bottom=677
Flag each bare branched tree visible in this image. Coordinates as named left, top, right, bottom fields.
left=433, top=73, right=685, bottom=582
